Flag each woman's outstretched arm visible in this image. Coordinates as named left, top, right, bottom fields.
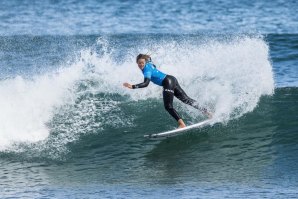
left=123, top=78, right=150, bottom=89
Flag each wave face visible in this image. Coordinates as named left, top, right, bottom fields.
left=0, top=35, right=274, bottom=155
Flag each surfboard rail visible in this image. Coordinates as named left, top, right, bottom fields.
left=144, top=119, right=212, bottom=140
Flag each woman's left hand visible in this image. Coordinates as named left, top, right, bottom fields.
left=123, top=82, right=133, bottom=89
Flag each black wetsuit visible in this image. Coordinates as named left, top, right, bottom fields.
left=133, top=74, right=205, bottom=121
left=161, top=75, right=205, bottom=121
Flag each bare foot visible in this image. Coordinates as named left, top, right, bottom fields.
left=178, top=124, right=186, bottom=128
left=178, top=119, right=186, bottom=128
left=201, top=108, right=212, bottom=119
left=205, top=112, right=213, bottom=119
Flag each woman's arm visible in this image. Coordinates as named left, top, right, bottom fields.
left=123, top=78, right=150, bottom=89
left=132, top=78, right=150, bottom=89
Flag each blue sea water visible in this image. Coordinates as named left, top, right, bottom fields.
left=0, top=0, right=298, bottom=198
left=0, top=0, right=298, bottom=35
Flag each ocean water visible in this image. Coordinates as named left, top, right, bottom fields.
left=0, top=0, right=298, bottom=198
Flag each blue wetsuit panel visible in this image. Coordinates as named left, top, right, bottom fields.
left=142, top=62, right=167, bottom=86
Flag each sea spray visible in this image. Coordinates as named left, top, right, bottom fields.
left=0, top=59, right=86, bottom=151
left=89, top=36, right=274, bottom=123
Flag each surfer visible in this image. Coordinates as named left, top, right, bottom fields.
left=123, top=54, right=212, bottom=128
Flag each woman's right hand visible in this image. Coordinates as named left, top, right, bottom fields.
left=123, top=82, right=133, bottom=89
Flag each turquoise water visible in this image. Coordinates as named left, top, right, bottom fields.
left=0, top=0, right=298, bottom=198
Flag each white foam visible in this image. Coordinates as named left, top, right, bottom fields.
left=0, top=61, right=84, bottom=150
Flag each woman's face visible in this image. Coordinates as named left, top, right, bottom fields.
left=137, top=58, right=146, bottom=70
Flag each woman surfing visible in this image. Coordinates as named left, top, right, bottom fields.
left=123, top=54, right=212, bottom=129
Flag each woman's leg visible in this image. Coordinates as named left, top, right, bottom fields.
left=162, top=76, right=187, bottom=128
left=162, top=76, right=181, bottom=121
left=174, top=81, right=200, bottom=109
left=174, top=80, right=212, bottom=118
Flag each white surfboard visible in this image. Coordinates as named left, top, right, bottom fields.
left=144, top=119, right=212, bottom=140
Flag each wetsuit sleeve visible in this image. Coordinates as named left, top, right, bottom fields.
left=132, top=78, right=150, bottom=89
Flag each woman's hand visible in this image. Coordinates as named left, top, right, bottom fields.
left=123, top=82, right=133, bottom=89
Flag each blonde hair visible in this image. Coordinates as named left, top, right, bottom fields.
left=136, top=54, right=151, bottom=63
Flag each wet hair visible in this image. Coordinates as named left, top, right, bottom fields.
left=136, top=54, right=151, bottom=63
